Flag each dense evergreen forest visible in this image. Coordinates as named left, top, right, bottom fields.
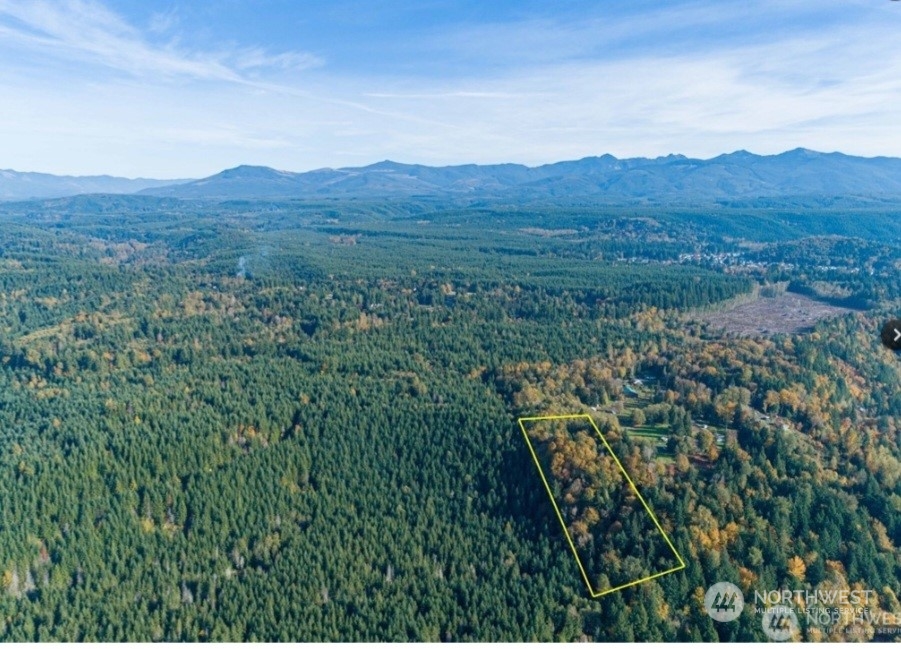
left=0, top=196, right=899, bottom=640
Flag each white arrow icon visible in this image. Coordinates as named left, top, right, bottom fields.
left=895, top=328, right=901, bottom=343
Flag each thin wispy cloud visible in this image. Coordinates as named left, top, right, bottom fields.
left=0, top=0, right=438, bottom=141
left=363, top=91, right=534, bottom=100
left=153, top=125, right=294, bottom=150
left=0, top=0, right=317, bottom=81
left=147, top=8, right=178, bottom=35
left=230, top=48, right=322, bottom=73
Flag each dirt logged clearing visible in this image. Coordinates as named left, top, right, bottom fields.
left=702, top=292, right=857, bottom=336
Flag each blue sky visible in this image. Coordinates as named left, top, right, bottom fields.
left=1, top=0, right=900, bottom=177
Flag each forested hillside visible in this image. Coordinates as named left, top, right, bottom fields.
left=0, top=198, right=898, bottom=640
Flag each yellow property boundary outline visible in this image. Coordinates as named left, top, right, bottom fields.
left=518, top=413, right=686, bottom=598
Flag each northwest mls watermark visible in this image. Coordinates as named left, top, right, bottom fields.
left=704, top=582, right=901, bottom=640
left=754, top=588, right=876, bottom=608
left=752, top=587, right=900, bottom=634
left=760, top=605, right=798, bottom=642
left=704, top=581, right=744, bottom=622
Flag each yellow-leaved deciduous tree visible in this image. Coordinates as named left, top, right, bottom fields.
left=570, top=519, right=589, bottom=539
left=738, top=566, right=756, bottom=590
left=550, top=451, right=567, bottom=480
left=763, top=389, right=781, bottom=413
left=788, top=555, right=807, bottom=581
left=514, top=383, right=542, bottom=407
left=778, top=386, right=805, bottom=414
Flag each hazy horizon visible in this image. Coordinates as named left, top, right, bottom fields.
left=2, top=146, right=894, bottom=181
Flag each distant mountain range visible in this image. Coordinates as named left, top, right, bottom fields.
left=0, top=170, right=190, bottom=201
left=138, top=149, right=901, bottom=202
left=4, top=149, right=901, bottom=203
